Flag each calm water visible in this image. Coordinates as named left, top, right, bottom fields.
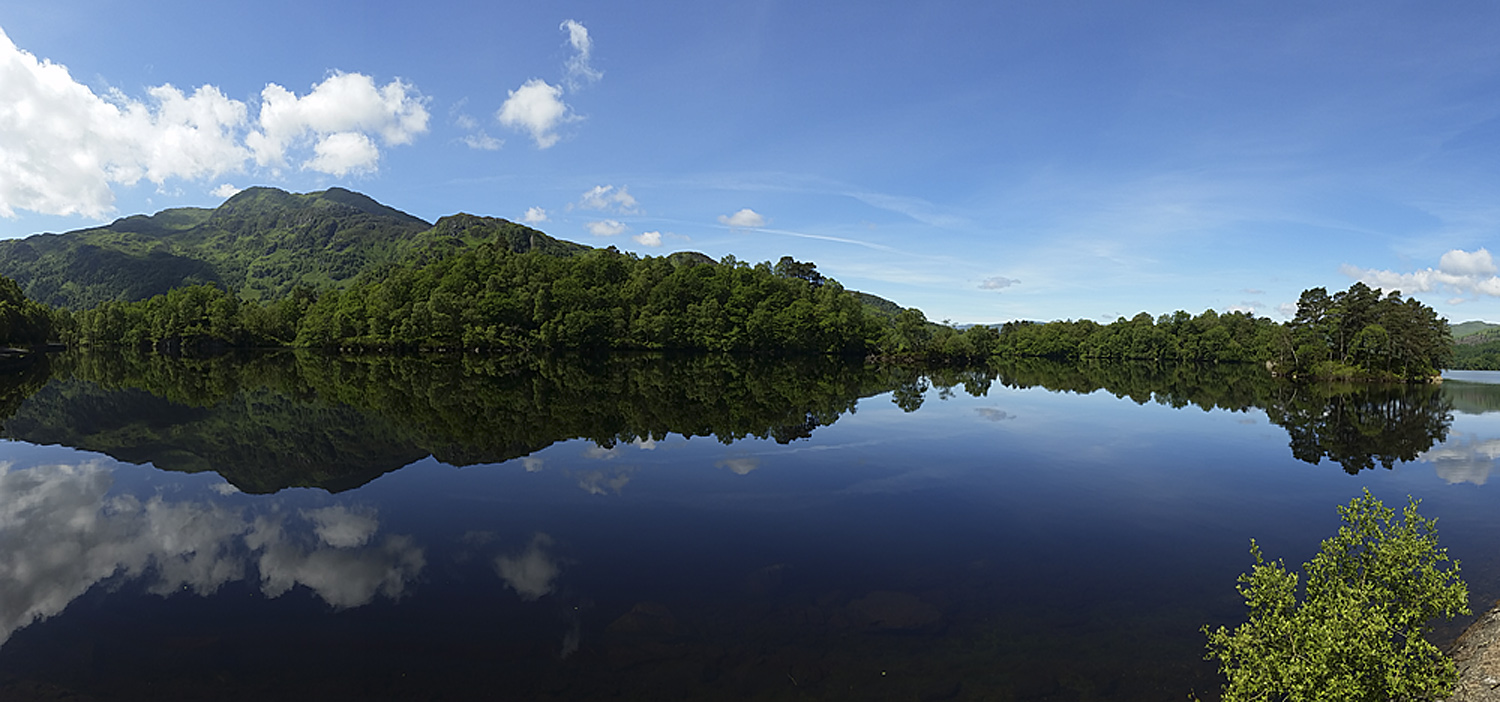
left=0, top=353, right=1497, bottom=701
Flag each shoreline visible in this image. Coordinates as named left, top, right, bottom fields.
left=1448, top=602, right=1500, bottom=700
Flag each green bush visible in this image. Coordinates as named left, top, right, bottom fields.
left=1202, top=489, right=1469, bottom=701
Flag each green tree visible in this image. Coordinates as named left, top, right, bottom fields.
left=1202, top=489, right=1469, bottom=701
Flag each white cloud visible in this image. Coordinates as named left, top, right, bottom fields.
left=0, top=28, right=248, bottom=217
left=521, top=206, right=548, bottom=224
left=0, top=28, right=429, bottom=217
left=520, top=456, right=545, bottom=472
left=718, top=208, right=766, bottom=228
left=1341, top=248, right=1500, bottom=302
left=587, top=219, right=626, bottom=237
left=633, top=231, right=663, bottom=247
left=495, top=533, right=561, bottom=601
left=576, top=184, right=639, bottom=214
left=497, top=79, right=571, bottom=149
left=211, top=183, right=243, bottom=199
left=979, top=276, right=1019, bottom=290
left=560, top=20, right=603, bottom=90
left=1275, top=302, right=1299, bottom=318
left=246, top=71, right=429, bottom=174
left=303, top=131, right=380, bottom=176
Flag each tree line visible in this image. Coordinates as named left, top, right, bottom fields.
left=0, top=240, right=1455, bottom=380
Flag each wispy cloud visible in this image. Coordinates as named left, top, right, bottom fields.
left=576, top=184, right=639, bottom=214
left=560, top=19, right=602, bottom=90
left=587, top=219, right=626, bottom=236
left=979, top=276, right=1019, bottom=290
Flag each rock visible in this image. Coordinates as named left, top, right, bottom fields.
left=1448, top=602, right=1500, bottom=701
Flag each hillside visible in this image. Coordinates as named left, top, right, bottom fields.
left=1452, top=320, right=1500, bottom=345
left=0, top=187, right=580, bottom=310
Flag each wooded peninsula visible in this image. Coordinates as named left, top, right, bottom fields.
left=0, top=187, right=1456, bottom=382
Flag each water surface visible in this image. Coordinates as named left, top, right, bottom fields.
left=0, top=353, right=1496, bottom=700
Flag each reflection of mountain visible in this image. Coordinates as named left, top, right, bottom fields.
left=1442, top=380, right=1500, bottom=415
left=2, top=352, right=901, bottom=493
left=993, top=358, right=1454, bottom=474
left=0, top=462, right=423, bottom=649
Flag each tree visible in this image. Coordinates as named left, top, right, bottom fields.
left=1202, top=489, right=1469, bottom=701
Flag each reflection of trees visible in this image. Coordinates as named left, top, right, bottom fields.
left=1260, top=383, right=1452, bottom=474
left=993, top=358, right=1454, bottom=474
left=4, top=351, right=901, bottom=493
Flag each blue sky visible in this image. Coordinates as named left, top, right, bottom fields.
left=4, top=2, right=1500, bottom=325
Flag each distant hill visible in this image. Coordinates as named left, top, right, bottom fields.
left=1452, top=320, right=1500, bottom=345
left=0, top=187, right=581, bottom=310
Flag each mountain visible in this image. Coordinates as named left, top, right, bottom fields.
left=0, top=187, right=581, bottom=310
left=1452, top=320, right=1500, bottom=345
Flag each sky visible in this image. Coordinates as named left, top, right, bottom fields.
left=4, top=2, right=1500, bottom=325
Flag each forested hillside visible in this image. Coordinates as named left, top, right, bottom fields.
left=0, top=188, right=1457, bottom=379
left=0, top=187, right=438, bottom=308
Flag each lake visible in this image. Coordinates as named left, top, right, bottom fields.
left=0, top=352, right=1496, bottom=701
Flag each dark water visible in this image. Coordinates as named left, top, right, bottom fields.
left=0, top=352, right=1497, bottom=701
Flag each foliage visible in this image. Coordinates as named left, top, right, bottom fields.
left=993, top=309, right=1279, bottom=363
left=1272, top=283, right=1451, bottom=380
left=1202, top=490, right=1469, bottom=702
left=0, top=275, right=55, bottom=346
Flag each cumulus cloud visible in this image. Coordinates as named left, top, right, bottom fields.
left=521, top=206, right=548, bottom=224
left=497, top=79, right=572, bottom=149
left=576, top=184, right=639, bottom=214
left=0, top=28, right=429, bottom=217
left=1341, top=248, right=1500, bottom=302
left=633, top=231, right=663, bottom=247
left=495, top=533, right=562, bottom=601
left=211, top=183, right=243, bottom=199
left=979, top=276, right=1019, bottom=290
left=246, top=71, right=429, bottom=175
left=302, top=131, right=380, bottom=177
left=560, top=20, right=602, bottom=90
left=718, top=209, right=766, bottom=228
left=587, top=219, right=626, bottom=237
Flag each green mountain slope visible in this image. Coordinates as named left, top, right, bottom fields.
left=1452, top=321, right=1500, bottom=347
left=0, top=187, right=587, bottom=311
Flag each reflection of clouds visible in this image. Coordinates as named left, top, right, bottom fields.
left=716, top=457, right=760, bottom=475
left=303, top=505, right=379, bottom=548
left=633, top=439, right=657, bottom=450
left=975, top=408, right=1015, bottom=422
left=521, top=456, right=545, bottom=472
left=575, top=467, right=633, bottom=495
left=496, top=533, right=561, bottom=601
left=0, top=462, right=425, bottom=647
left=583, top=445, right=622, bottom=460
left=255, top=531, right=425, bottom=609
left=1421, top=433, right=1500, bottom=485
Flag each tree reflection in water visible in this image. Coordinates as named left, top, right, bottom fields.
left=0, top=352, right=1458, bottom=491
